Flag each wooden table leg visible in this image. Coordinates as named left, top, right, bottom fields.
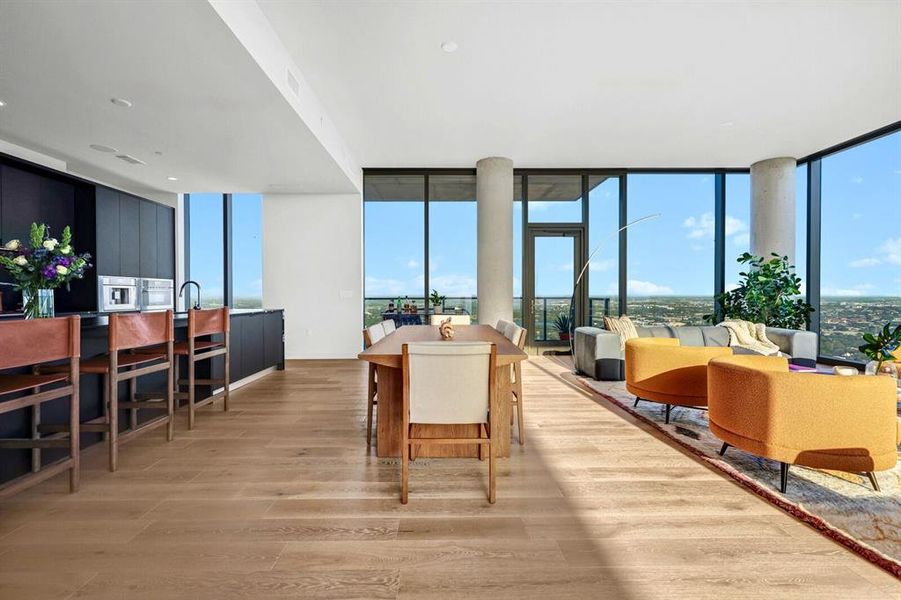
left=493, top=364, right=512, bottom=458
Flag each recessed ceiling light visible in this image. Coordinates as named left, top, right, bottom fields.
left=0, top=100, right=6, bottom=108
left=89, top=144, right=118, bottom=153
left=167, top=176, right=178, bottom=181
left=441, top=41, right=458, bottom=53
left=110, top=97, right=133, bottom=108
left=720, top=121, right=735, bottom=127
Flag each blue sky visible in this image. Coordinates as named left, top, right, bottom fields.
left=189, top=193, right=262, bottom=301
left=365, top=132, right=899, bottom=301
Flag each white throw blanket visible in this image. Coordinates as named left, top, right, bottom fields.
left=719, top=319, right=782, bottom=356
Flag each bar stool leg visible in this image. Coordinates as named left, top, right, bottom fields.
left=102, top=375, right=110, bottom=441
left=106, top=372, right=118, bottom=472
left=188, top=346, right=196, bottom=430
left=31, top=393, right=41, bottom=473
left=166, top=351, right=175, bottom=442
left=223, top=347, right=230, bottom=412
left=69, top=366, right=80, bottom=493
left=129, top=365, right=138, bottom=432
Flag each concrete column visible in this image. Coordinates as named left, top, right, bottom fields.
left=750, top=157, right=796, bottom=262
left=476, top=157, right=514, bottom=327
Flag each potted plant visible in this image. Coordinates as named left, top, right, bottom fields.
left=0, top=223, right=92, bottom=318
left=859, top=322, right=901, bottom=379
left=704, top=252, right=813, bottom=329
left=429, top=289, right=445, bottom=314
left=553, top=312, right=572, bottom=341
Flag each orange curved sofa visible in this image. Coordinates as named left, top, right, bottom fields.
left=707, top=354, right=900, bottom=492
left=624, top=338, right=733, bottom=423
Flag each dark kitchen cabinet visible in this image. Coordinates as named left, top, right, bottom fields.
left=118, top=194, right=140, bottom=277
left=242, top=317, right=265, bottom=378
left=95, top=187, right=121, bottom=277
left=228, top=316, right=243, bottom=381
left=139, top=200, right=158, bottom=278
left=156, top=204, right=175, bottom=280
left=263, top=311, right=284, bottom=368
left=0, top=163, right=75, bottom=249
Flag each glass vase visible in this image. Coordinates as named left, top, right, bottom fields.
left=23, top=288, right=55, bottom=319
left=864, top=360, right=899, bottom=379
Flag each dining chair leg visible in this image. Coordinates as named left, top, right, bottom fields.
left=514, top=363, right=524, bottom=446
left=69, top=369, right=80, bottom=493
left=401, top=432, right=410, bottom=505
left=488, top=424, right=496, bottom=504
left=223, top=347, right=230, bottom=412
left=107, top=373, right=118, bottom=472
left=478, top=423, right=486, bottom=461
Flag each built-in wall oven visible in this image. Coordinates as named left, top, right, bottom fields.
left=98, top=276, right=139, bottom=313
left=140, top=278, right=174, bottom=311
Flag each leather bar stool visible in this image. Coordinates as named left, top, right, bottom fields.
left=141, top=308, right=230, bottom=430
left=42, top=311, right=175, bottom=472
left=0, top=316, right=81, bottom=497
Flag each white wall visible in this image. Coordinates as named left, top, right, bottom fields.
left=262, top=193, right=362, bottom=359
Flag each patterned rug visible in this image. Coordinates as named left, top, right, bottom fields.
left=575, top=374, right=901, bottom=578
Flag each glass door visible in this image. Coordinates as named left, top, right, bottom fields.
left=525, top=226, right=586, bottom=346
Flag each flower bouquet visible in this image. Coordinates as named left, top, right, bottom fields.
left=0, top=223, right=92, bottom=318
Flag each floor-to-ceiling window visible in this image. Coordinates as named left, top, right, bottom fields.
left=185, top=193, right=263, bottom=310
left=187, top=193, right=225, bottom=308
left=363, top=175, right=425, bottom=327
left=796, top=164, right=808, bottom=290
left=587, top=175, right=620, bottom=324
left=428, top=175, right=477, bottom=319
left=724, top=173, right=752, bottom=291
left=818, top=131, right=901, bottom=361
left=232, top=193, right=263, bottom=308
left=626, top=173, right=716, bottom=326
left=513, top=177, right=523, bottom=325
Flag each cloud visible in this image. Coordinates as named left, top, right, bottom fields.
left=879, top=238, right=901, bottom=265
left=725, top=282, right=740, bottom=292
left=851, top=213, right=862, bottom=220
left=851, top=176, right=864, bottom=184
left=627, top=279, right=673, bottom=295
left=589, top=259, right=615, bottom=272
left=683, top=212, right=748, bottom=242
left=406, top=259, right=420, bottom=269
left=428, top=274, right=477, bottom=297
left=732, top=232, right=750, bottom=247
left=849, top=257, right=881, bottom=268
left=365, top=274, right=424, bottom=296
left=821, top=283, right=875, bottom=297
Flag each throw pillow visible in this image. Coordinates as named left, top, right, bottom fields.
left=603, top=315, right=639, bottom=350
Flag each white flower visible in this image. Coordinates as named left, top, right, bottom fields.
left=42, top=239, right=58, bottom=250
left=13, top=256, right=27, bottom=266
left=55, top=265, right=69, bottom=275
left=3, top=239, right=20, bottom=251
left=59, top=245, right=72, bottom=255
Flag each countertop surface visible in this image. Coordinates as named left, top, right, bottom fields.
left=0, top=308, right=283, bottom=327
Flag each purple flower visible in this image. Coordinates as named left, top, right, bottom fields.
left=42, top=265, right=56, bottom=280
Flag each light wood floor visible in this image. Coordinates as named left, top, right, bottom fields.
left=0, top=357, right=897, bottom=599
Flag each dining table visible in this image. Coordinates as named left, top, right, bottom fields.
left=358, top=324, right=528, bottom=458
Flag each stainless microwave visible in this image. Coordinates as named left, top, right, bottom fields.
left=98, top=276, right=138, bottom=312
left=139, top=278, right=174, bottom=311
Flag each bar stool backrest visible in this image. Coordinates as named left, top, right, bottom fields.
left=189, top=308, right=230, bottom=339
left=109, top=310, right=174, bottom=352
left=0, top=316, right=80, bottom=370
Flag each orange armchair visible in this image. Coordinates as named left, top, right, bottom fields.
left=708, top=355, right=900, bottom=492
left=624, top=338, right=733, bottom=423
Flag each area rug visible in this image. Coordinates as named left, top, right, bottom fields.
left=574, top=374, right=901, bottom=578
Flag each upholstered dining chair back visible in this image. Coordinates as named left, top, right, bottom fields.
left=404, top=341, right=494, bottom=424
left=381, top=319, right=397, bottom=335
left=495, top=319, right=513, bottom=333
left=503, top=322, right=525, bottom=348
left=365, top=322, right=386, bottom=348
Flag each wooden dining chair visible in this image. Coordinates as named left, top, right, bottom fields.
left=41, top=311, right=175, bottom=472
left=0, top=316, right=81, bottom=497
left=495, top=319, right=513, bottom=333
left=503, top=322, right=527, bottom=445
left=381, top=319, right=397, bottom=335
left=363, top=322, right=386, bottom=445
left=401, top=341, right=497, bottom=504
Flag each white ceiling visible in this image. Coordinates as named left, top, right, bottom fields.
left=258, top=0, right=901, bottom=169
left=0, top=0, right=358, bottom=196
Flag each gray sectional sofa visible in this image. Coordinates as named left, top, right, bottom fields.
left=574, top=324, right=818, bottom=381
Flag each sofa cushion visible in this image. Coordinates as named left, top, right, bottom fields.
left=700, top=326, right=731, bottom=347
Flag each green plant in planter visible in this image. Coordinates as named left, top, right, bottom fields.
left=704, top=252, right=813, bottom=329
left=553, top=312, right=572, bottom=341
left=429, top=289, right=445, bottom=307
left=859, top=322, right=901, bottom=376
